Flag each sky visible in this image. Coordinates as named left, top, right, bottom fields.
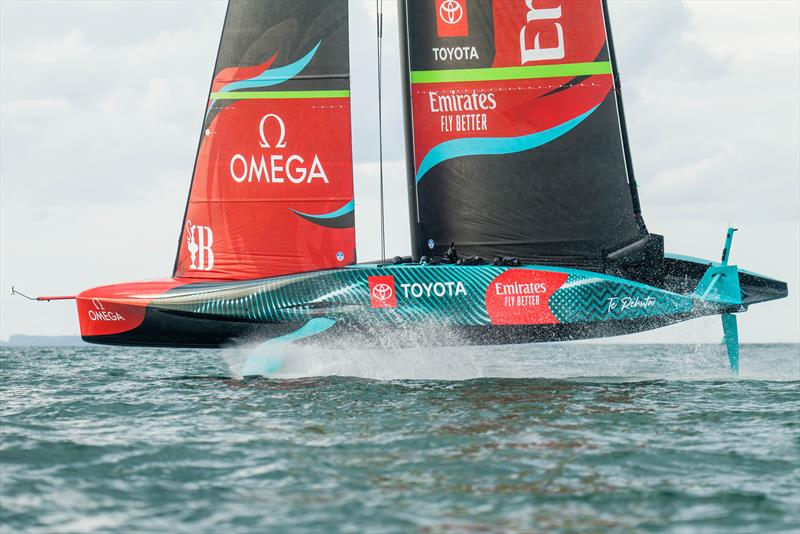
left=1, top=0, right=798, bottom=343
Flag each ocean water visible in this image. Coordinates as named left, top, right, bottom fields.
left=1, top=343, right=798, bottom=533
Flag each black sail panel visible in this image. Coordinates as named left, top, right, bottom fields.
left=400, top=0, right=647, bottom=266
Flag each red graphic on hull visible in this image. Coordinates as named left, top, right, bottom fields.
left=436, top=0, right=469, bottom=37
left=77, top=279, right=185, bottom=337
left=485, top=269, right=568, bottom=325
left=369, top=276, right=397, bottom=308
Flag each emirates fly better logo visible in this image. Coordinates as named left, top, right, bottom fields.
left=436, top=0, right=468, bottom=37
left=369, top=276, right=396, bottom=308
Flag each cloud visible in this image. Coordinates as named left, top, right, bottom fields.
left=608, top=0, right=800, bottom=225
left=0, top=1, right=225, bottom=209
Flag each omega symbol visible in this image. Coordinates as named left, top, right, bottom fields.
left=259, top=113, right=287, bottom=148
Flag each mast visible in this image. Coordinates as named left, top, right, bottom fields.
left=396, top=0, right=421, bottom=261
left=601, top=0, right=644, bottom=225
left=377, top=0, right=386, bottom=262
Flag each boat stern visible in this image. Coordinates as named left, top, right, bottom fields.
left=737, top=269, right=788, bottom=307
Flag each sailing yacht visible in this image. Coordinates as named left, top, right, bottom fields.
left=24, top=0, right=787, bottom=374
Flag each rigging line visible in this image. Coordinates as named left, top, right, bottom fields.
left=376, top=0, right=386, bottom=262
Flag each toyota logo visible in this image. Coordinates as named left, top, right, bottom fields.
left=439, top=0, right=463, bottom=25
left=371, top=283, right=393, bottom=302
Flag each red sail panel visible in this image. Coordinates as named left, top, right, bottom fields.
left=411, top=0, right=610, bottom=167
left=175, top=97, right=354, bottom=280
left=491, top=0, right=607, bottom=68
left=174, top=0, right=355, bottom=281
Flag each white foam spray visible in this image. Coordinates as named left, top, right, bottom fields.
left=222, top=321, right=799, bottom=382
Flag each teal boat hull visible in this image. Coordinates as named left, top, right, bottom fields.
left=77, top=257, right=786, bottom=348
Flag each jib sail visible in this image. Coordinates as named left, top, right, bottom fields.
left=399, top=0, right=648, bottom=266
left=174, top=0, right=355, bottom=280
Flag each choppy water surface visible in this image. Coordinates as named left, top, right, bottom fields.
left=2, top=343, right=798, bottom=533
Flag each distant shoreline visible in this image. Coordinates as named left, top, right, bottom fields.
left=1, top=335, right=87, bottom=347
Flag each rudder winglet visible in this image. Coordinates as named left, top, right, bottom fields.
left=721, top=313, right=740, bottom=375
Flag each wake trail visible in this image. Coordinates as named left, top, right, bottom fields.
left=222, top=342, right=800, bottom=382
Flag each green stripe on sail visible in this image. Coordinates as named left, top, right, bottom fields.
left=410, top=61, right=612, bottom=84
left=210, top=90, right=350, bottom=100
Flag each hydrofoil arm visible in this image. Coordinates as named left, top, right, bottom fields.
left=692, top=228, right=742, bottom=375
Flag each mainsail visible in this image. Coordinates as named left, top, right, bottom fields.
left=400, top=0, right=648, bottom=267
left=174, top=0, right=355, bottom=280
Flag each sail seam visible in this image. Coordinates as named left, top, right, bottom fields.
left=209, top=90, right=350, bottom=100
left=411, top=62, right=612, bottom=84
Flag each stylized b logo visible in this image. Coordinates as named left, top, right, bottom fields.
left=196, top=225, right=214, bottom=271
left=187, top=221, right=214, bottom=271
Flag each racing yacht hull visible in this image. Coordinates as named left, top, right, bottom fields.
left=78, top=257, right=787, bottom=349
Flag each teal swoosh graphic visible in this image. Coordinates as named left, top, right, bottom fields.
left=219, top=41, right=321, bottom=92
left=416, top=105, right=599, bottom=183
left=290, top=199, right=354, bottom=220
